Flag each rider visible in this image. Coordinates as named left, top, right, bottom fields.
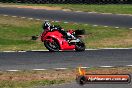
left=42, top=21, right=76, bottom=40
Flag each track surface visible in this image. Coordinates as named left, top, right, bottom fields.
left=38, top=82, right=132, bottom=88
left=0, top=49, right=132, bottom=70
left=0, top=7, right=132, bottom=28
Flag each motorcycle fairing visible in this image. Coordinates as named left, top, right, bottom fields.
left=41, top=30, right=75, bottom=50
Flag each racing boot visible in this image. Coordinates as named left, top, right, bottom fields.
left=66, top=33, right=76, bottom=40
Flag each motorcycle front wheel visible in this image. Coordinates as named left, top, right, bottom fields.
left=75, top=41, right=85, bottom=51
left=44, top=38, right=60, bottom=52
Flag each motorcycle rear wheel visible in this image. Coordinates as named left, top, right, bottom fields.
left=44, top=38, right=60, bottom=52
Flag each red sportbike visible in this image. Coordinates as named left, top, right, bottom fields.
left=41, top=29, right=85, bottom=51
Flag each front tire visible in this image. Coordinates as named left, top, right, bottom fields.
left=44, top=38, right=60, bottom=52
left=75, top=41, right=85, bottom=51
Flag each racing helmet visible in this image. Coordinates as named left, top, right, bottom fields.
left=42, top=21, right=51, bottom=30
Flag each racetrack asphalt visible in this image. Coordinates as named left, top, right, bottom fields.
left=0, top=7, right=132, bottom=28
left=0, top=49, right=132, bottom=70
left=37, top=81, right=132, bottom=88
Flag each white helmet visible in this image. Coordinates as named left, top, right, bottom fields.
left=43, top=21, right=51, bottom=29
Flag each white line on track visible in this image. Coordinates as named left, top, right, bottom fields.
left=36, top=19, right=41, bottom=21
left=115, top=27, right=119, bottom=29
left=1, top=48, right=132, bottom=53
left=118, top=14, right=127, bottom=16
left=0, top=6, right=7, bottom=7
left=32, top=69, right=47, bottom=71
left=12, top=16, right=17, bottom=18
left=3, top=15, right=8, bottom=16
left=85, top=49, right=99, bottom=50
left=55, top=21, right=60, bottom=22
left=21, top=17, right=26, bottom=19
left=54, top=68, right=68, bottom=70
left=17, top=51, right=26, bottom=52
left=44, top=20, right=49, bottom=21
left=0, top=65, right=131, bottom=72
left=32, top=8, right=39, bottom=10
left=28, top=18, right=33, bottom=20
left=118, top=14, right=132, bottom=16
left=62, top=9, right=71, bottom=12
left=3, top=51, right=16, bottom=52
left=100, top=66, right=114, bottom=68
left=7, top=70, right=20, bottom=72
left=75, top=11, right=83, bottom=12
left=17, top=7, right=23, bottom=8
left=80, top=67, right=90, bottom=69
left=64, top=22, right=68, bottom=23
left=88, top=12, right=97, bottom=14
left=104, top=26, right=108, bottom=27
left=128, top=15, right=132, bottom=16
left=129, top=28, right=132, bottom=29
left=117, top=14, right=125, bottom=16
left=93, top=25, right=98, bottom=27
left=31, top=50, right=49, bottom=51
left=126, top=65, right=132, bottom=67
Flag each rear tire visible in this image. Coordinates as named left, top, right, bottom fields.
left=44, top=38, right=60, bottom=52
left=75, top=41, right=85, bottom=51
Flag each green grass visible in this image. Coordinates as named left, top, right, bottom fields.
left=0, top=15, right=132, bottom=51
left=0, top=69, right=75, bottom=88
left=2, top=3, right=132, bottom=14
left=0, top=80, right=65, bottom=88
left=0, top=15, right=45, bottom=51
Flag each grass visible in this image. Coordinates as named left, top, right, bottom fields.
left=0, top=15, right=132, bottom=51
left=0, top=69, right=75, bottom=88
left=1, top=3, right=132, bottom=14
left=0, top=80, right=65, bottom=88
left=0, top=67, right=132, bottom=88
left=0, top=15, right=45, bottom=51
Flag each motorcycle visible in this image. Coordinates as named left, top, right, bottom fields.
left=41, top=27, right=85, bottom=51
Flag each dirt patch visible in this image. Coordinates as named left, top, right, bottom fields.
left=0, top=70, right=75, bottom=81
left=86, top=67, right=132, bottom=74
left=0, top=4, right=62, bottom=10
left=17, top=6, right=62, bottom=10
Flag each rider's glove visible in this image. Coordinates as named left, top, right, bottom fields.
left=50, top=25, right=55, bottom=31
left=50, top=28, right=53, bottom=31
